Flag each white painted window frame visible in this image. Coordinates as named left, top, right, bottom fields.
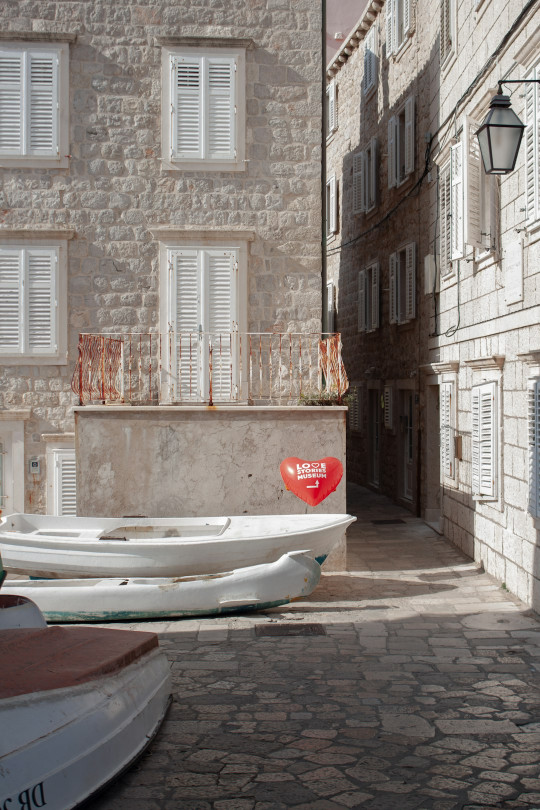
left=0, top=41, right=69, bottom=169
left=161, top=45, right=245, bottom=172
left=46, top=444, right=76, bottom=516
left=0, top=239, right=68, bottom=364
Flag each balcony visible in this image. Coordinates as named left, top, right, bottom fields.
left=71, top=332, right=348, bottom=406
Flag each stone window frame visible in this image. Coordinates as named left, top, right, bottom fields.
left=0, top=34, right=73, bottom=170
left=159, top=37, right=249, bottom=173
left=0, top=229, right=73, bottom=365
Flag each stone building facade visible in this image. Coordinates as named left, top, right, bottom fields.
left=0, top=1, right=323, bottom=516
left=326, top=0, right=540, bottom=609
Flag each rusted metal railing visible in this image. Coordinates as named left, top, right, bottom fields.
left=71, top=332, right=348, bottom=406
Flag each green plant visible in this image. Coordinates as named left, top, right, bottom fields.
left=298, top=390, right=350, bottom=406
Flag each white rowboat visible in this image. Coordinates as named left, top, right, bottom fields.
left=2, top=551, right=321, bottom=622
left=0, top=624, right=171, bottom=809
left=0, top=512, right=355, bottom=579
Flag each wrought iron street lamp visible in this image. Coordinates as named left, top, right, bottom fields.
left=476, top=79, right=540, bottom=175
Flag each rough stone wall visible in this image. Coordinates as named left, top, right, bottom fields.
left=0, top=0, right=323, bottom=512
left=325, top=2, right=436, bottom=509
left=428, top=0, right=540, bottom=609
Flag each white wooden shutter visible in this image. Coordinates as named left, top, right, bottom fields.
left=172, top=249, right=200, bottom=400
left=440, top=0, right=452, bottom=64
left=463, top=116, right=483, bottom=250
left=54, top=449, right=77, bottom=516
left=358, top=269, right=366, bottom=332
left=327, top=80, right=336, bottom=134
left=440, top=381, right=454, bottom=479
left=28, top=51, right=57, bottom=155
left=403, top=0, right=411, bottom=38
left=353, top=153, right=364, bottom=214
left=370, top=137, right=378, bottom=209
left=363, top=27, right=377, bottom=94
left=386, top=0, right=395, bottom=56
left=172, top=55, right=202, bottom=160
left=26, top=248, right=57, bottom=353
left=327, top=175, right=337, bottom=234
left=404, top=96, right=415, bottom=177
left=525, top=68, right=538, bottom=224
left=370, top=263, right=380, bottom=330
left=405, top=242, right=416, bottom=320
left=440, top=162, right=452, bottom=275
left=450, top=141, right=464, bottom=259
left=384, top=385, right=393, bottom=429
left=0, top=248, right=22, bottom=351
left=361, top=151, right=369, bottom=212
left=388, top=116, right=397, bottom=188
left=0, top=51, right=23, bottom=154
left=529, top=379, right=540, bottom=518
left=206, top=249, right=236, bottom=399
left=471, top=382, right=496, bottom=498
left=207, top=57, right=235, bottom=160
left=389, top=252, right=398, bottom=323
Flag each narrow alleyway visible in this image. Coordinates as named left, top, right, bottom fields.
left=91, top=484, right=540, bottom=810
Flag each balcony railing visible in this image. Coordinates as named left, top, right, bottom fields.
left=71, top=332, right=348, bottom=406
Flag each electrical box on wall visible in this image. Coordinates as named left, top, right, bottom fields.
left=28, top=457, right=41, bottom=476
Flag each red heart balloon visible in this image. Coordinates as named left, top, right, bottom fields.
left=280, top=457, right=343, bottom=507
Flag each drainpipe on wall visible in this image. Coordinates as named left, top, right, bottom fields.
left=321, top=0, right=328, bottom=336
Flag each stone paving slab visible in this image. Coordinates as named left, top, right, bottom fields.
left=88, top=484, right=540, bottom=809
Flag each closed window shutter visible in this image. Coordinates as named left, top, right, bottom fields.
left=358, top=269, right=366, bottom=332
left=525, top=68, right=538, bottom=224
left=28, top=52, right=57, bottom=155
left=371, top=262, right=380, bottom=329
left=172, top=249, right=200, bottom=400
left=353, top=152, right=364, bottom=213
left=172, top=56, right=202, bottom=159
left=440, top=381, right=454, bottom=478
left=348, top=385, right=362, bottom=432
left=26, top=248, right=56, bottom=353
left=206, top=249, right=235, bottom=399
left=463, top=116, right=483, bottom=250
left=405, top=242, right=416, bottom=320
left=388, top=116, right=397, bottom=188
left=207, top=57, right=235, bottom=160
left=404, top=96, right=415, bottom=176
left=0, top=51, right=23, bottom=154
left=440, top=162, right=452, bottom=275
left=386, top=0, right=394, bottom=56
left=384, top=385, right=393, bottom=429
left=472, top=382, right=496, bottom=498
left=403, top=0, right=411, bottom=37
left=361, top=151, right=369, bottom=212
left=370, top=137, right=378, bottom=208
left=529, top=379, right=540, bottom=518
left=0, top=249, right=22, bottom=351
left=327, top=80, right=336, bottom=133
left=389, top=252, right=398, bottom=323
left=440, top=0, right=452, bottom=64
left=450, top=142, right=464, bottom=259
left=328, top=175, right=337, bottom=234
left=55, top=449, right=77, bottom=516
left=363, top=27, right=377, bottom=94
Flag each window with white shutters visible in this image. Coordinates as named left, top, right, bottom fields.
left=0, top=42, right=68, bottom=167
left=388, top=96, right=414, bottom=187
left=440, top=381, right=455, bottom=479
left=439, top=161, right=452, bottom=276
left=471, top=381, right=497, bottom=498
left=167, top=246, right=238, bottom=401
left=326, top=175, right=337, bottom=237
left=525, top=64, right=540, bottom=225
left=163, top=46, right=245, bottom=170
left=389, top=243, right=416, bottom=324
left=386, top=0, right=412, bottom=57
left=354, top=139, right=378, bottom=213
left=440, top=0, right=455, bottom=66
left=0, top=245, right=62, bottom=359
left=358, top=262, right=380, bottom=332
left=363, top=26, right=378, bottom=96
left=529, top=379, right=540, bottom=518
left=353, top=153, right=364, bottom=214
left=326, top=79, right=337, bottom=136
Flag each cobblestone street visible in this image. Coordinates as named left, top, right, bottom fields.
left=90, top=485, right=540, bottom=810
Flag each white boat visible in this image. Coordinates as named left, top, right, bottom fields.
left=0, top=622, right=171, bottom=809
left=0, top=512, right=355, bottom=579
left=0, top=593, right=47, bottom=629
left=1, top=551, right=321, bottom=622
